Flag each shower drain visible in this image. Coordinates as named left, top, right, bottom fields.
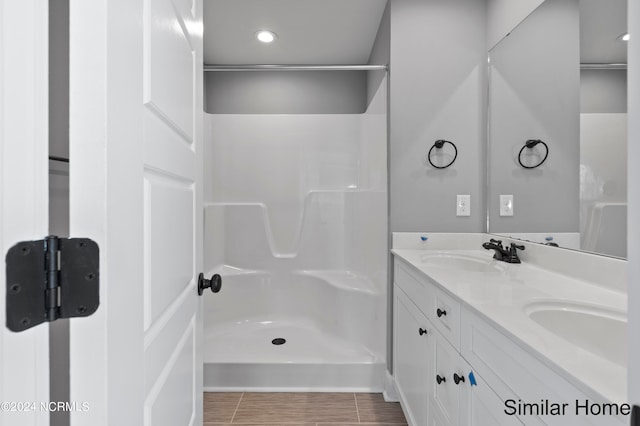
left=271, top=338, right=286, bottom=345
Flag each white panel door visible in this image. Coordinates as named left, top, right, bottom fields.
left=0, top=1, right=50, bottom=425
left=68, top=0, right=204, bottom=424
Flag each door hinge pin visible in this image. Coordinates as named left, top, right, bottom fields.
left=45, top=236, right=60, bottom=322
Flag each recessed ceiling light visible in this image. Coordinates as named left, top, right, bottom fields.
left=256, top=30, right=277, bottom=43
left=618, top=33, right=630, bottom=42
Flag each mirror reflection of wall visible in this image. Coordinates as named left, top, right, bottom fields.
left=488, top=0, right=581, bottom=244
left=579, top=0, right=628, bottom=258
left=487, top=0, right=628, bottom=258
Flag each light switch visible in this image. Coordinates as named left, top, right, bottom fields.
left=500, top=195, right=514, bottom=216
left=457, top=195, right=470, bottom=216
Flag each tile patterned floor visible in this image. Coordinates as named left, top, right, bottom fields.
left=204, top=392, right=408, bottom=425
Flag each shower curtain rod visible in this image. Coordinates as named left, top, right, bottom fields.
left=580, top=63, right=627, bottom=70
left=204, top=64, right=388, bottom=72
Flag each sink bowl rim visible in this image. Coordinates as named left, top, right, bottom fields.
left=524, top=300, right=627, bottom=323
left=418, top=251, right=505, bottom=273
left=418, top=251, right=503, bottom=264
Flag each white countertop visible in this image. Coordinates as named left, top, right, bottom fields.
left=391, top=247, right=628, bottom=404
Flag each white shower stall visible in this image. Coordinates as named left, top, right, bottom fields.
left=202, top=77, right=388, bottom=391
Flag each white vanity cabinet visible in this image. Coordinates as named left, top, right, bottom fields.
left=394, top=258, right=513, bottom=426
left=392, top=255, right=627, bottom=426
left=460, top=309, right=625, bottom=426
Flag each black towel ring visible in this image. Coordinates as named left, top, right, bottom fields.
left=518, top=139, right=549, bottom=169
left=428, top=140, right=458, bottom=169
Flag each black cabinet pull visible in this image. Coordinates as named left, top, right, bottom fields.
left=453, top=373, right=465, bottom=385
left=437, top=308, right=447, bottom=318
left=419, top=328, right=427, bottom=336
left=436, top=375, right=446, bottom=384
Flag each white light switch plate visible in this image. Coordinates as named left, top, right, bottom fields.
left=500, top=195, right=514, bottom=216
left=457, top=195, right=470, bottom=216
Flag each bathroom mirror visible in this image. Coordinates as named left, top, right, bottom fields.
left=487, top=0, right=628, bottom=258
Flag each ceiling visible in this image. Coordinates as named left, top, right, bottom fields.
left=203, top=0, right=388, bottom=65
left=580, top=0, right=627, bottom=63
left=203, top=0, right=627, bottom=66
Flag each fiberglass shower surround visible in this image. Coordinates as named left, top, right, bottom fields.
left=201, top=77, right=388, bottom=391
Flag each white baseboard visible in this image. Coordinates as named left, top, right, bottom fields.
left=382, top=370, right=399, bottom=402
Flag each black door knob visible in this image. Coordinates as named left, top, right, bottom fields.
left=437, top=308, right=447, bottom=318
left=198, top=273, right=222, bottom=296
left=436, top=375, right=446, bottom=385
left=453, top=373, right=466, bottom=385
left=419, top=328, right=427, bottom=336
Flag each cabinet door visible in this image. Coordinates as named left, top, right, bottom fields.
left=430, top=330, right=523, bottom=426
left=431, top=329, right=463, bottom=425
left=468, top=373, right=524, bottom=426
left=395, top=286, right=433, bottom=426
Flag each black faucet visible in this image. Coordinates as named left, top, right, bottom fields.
left=482, top=239, right=508, bottom=261
left=504, top=242, right=525, bottom=263
left=482, top=240, right=525, bottom=263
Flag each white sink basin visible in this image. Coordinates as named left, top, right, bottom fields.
left=525, top=302, right=627, bottom=367
left=419, top=253, right=504, bottom=273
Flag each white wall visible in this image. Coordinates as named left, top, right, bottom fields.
left=628, top=0, right=640, bottom=407
left=389, top=0, right=486, bottom=233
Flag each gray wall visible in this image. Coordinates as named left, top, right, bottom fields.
left=204, top=70, right=367, bottom=114
left=581, top=69, right=627, bottom=113
left=389, top=0, right=487, bottom=233
left=487, top=0, right=545, bottom=49
left=49, top=1, right=70, bottom=426
left=50, top=0, right=69, bottom=159
left=487, top=0, right=580, bottom=233
left=367, top=0, right=390, bottom=106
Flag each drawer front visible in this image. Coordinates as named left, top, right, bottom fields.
left=461, top=309, right=625, bottom=426
left=394, top=256, right=460, bottom=349
left=431, top=286, right=461, bottom=349
left=394, top=257, right=434, bottom=317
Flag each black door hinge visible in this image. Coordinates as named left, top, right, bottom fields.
left=5, top=236, right=99, bottom=332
